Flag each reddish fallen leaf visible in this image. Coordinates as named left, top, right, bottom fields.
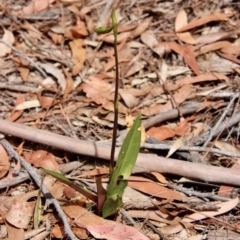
left=105, top=58, right=129, bottom=72
left=218, top=51, right=240, bottom=64
left=6, top=94, right=25, bottom=122
left=175, top=9, right=196, bottom=44
left=69, top=39, right=86, bottom=76
left=38, top=94, right=56, bottom=109
left=195, top=41, right=231, bottom=57
left=96, top=23, right=137, bottom=43
left=197, top=99, right=224, bottom=112
left=125, top=60, right=146, bottom=78
left=147, top=126, right=176, bottom=140
left=218, top=159, right=240, bottom=198
left=159, top=222, right=190, bottom=236
left=52, top=223, right=88, bottom=239
left=153, top=42, right=172, bottom=57
left=142, top=84, right=195, bottom=116
left=63, top=68, right=74, bottom=101
left=177, top=32, right=196, bottom=44
left=97, top=39, right=127, bottom=58
left=141, top=30, right=158, bottom=49
left=80, top=167, right=109, bottom=177
left=23, top=150, right=59, bottom=172
left=88, top=224, right=148, bottom=240
left=166, top=72, right=229, bottom=90
left=175, top=9, right=188, bottom=32
left=17, top=67, right=29, bottom=81
left=44, top=176, right=66, bottom=199
left=167, top=43, right=199, bottom=74
left=183, top=45, right=200, bottom=75
left=195, top=31, right=235, bottom=45
left=52, top=224, right=65, bottom=238
left=119, top=89, right=138, bottom=108
left=100, top=31, right=131, bottom=44
left=73, top=227, right=88, bottom=239
left=131, top=17, right=153, bottom=39
left=5, top=221, right=25, bottom=240
left=69, top=16, right=88, bottom=38
left=6, top=199, right=35, bottom=228
left=14, top=0, right=56, bottom=15
left=128, top=210, right=179, bottom=225
left=221, top=38, right=240, bottom=55
left=149, top=172, right=167, bottom=184
left=176, top=12, right=234, bottom=32
left=62, top=204, right=149, bottom=240
left=49, top=32, right=64, bottom=44
left=40, top=63, right=66, bottom=91
left=183, top=197, right=238, bottom=222
left=128, top=181, right=188, bottom=201
left=79, top=77, right=127, bottom=113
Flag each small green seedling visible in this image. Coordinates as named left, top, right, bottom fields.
left=96, top=9, right=120, bottom=176
left=42, top=8, right=141, bottom=219
left=96, top=9, right=142, bottom=218
left=102, top=113, right=141, bottom=218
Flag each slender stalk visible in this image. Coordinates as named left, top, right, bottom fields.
left=109, top=9, right=119, bottom=176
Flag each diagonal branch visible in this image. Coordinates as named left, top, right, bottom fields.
left=0, top=139, right=78, bottom=240
left=1, top=118, right=240, bottom=186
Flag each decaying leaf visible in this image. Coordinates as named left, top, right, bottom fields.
left=6, top=199, right=35, bottom=229
left=128, top=181, right=188, bottom=202
left=0, top=29, right=15, bottom=57
left=183, top=197, right=238, bottom=222
left=62, top=204, right=149, bottom=240
left=69, top=39, right=86, bottom=75
left=23, top=150, right=59, bottom=172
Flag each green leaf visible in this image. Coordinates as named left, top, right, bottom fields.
left=102, top=113, right=141, bottom=218
left=34, top=177, right=43, bottom=229
left=95, top=26, right=113, bottom=34
left=41, top=168, right=97, bottom=202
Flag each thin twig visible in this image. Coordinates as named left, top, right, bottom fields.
left=0, top=161, right=82, bottom=190
left=141, top=142, right=240, bottom=158
left=195, top=109, right=240, bottom=147
left=0, top=139, right=78, bottom=240
left=110, top=10, right=119, bottom=175
left=0, top=40, right=47, bottom=78
left=203, top=92, right=240, bottom=147
left=0, top=171, right=30, bottom=189
left=141, top=55, right=184, bottom=119
left=97, top=0, right=116, bottom=28
left=0, top=82, right=38, bottom=93
left=167, top=182, right=230, bottom=202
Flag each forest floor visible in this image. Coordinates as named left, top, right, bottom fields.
left=1, top=0, right=240, bottom=239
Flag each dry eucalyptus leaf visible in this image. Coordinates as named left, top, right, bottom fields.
left=6, top=199, right=35, bottom=229
left=0, top=29, right=15, bottom=57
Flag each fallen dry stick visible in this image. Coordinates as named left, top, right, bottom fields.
left=0, top=119, right=240, bottom=186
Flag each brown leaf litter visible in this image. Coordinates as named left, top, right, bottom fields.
left=1, top=0, right=240, bottom=239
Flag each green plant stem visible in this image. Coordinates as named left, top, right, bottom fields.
left=110, top=9, right=119, bottom=177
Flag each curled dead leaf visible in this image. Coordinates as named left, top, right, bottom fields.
left=131, top=17, right=153, bottom=39
left=0, top=29, right=15, bottom=57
